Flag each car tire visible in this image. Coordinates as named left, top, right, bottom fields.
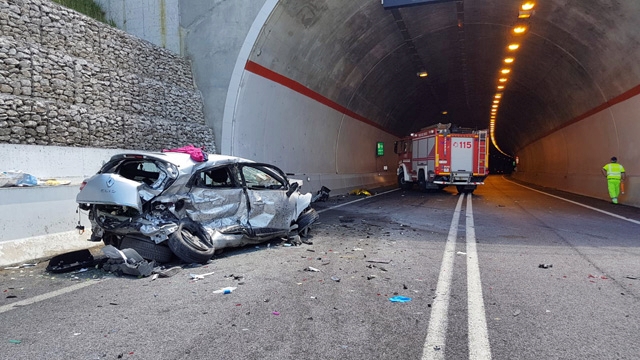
left=168, top=220, right=215, bottom=264
left=102, top=232, right=122, bottom=248
left=120, top=235, right=174, bottom=263
left=296, top=207, right=319, bottom=237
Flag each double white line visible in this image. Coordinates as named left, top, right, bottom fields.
left=422, top=194, right=492, bottom=360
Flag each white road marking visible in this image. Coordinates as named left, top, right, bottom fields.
left=508, top=178, right=640, bottom=225
left=316, top=188, right=400, bottom=214
left=466, top=194, right=492, bottom=359
left=422, top=194, right=465, bottom=360
left=0, top=280, right=101, bottom=314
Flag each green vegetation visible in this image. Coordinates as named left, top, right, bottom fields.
left=51, top=0, right=116, bottom=27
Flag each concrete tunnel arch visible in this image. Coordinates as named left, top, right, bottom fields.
left=221, top=0, right=399, bottom=194
left=212, top=1, right=639, bottom=207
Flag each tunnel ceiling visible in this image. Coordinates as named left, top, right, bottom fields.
left=249, top=0, right=640, bottom=154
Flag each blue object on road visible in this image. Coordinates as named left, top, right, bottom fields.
left=389, top=296, right=412, bottom=303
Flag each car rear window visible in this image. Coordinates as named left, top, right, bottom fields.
left=113, top=160, right=161, bottom=186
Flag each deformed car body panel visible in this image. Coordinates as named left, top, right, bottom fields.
left=76, top=174, right=144, bottom=211
left=187, top=187, right=247, bottom=226
left=76, top=151, right=319, bottom=263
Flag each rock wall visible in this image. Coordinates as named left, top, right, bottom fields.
left=0, top=0, right=215, bottom=152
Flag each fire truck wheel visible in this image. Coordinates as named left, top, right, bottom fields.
left=456, top=185, right=476, bottom=194
left=418, top=172, right=427, bottom=192
left=398, top=172, right=412, bottom=190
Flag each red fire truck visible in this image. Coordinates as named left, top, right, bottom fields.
left=394, top=123, right=489, bottom=194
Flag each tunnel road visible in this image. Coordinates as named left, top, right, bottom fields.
left=0, top=176, right=639, bottom=359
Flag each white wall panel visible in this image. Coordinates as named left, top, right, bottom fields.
left=230, top=72, right=397, bottom=194
left=514, top=95, right=639, bottom=207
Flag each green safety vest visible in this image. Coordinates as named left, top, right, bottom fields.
left=603, top=163, right=625, bottom=179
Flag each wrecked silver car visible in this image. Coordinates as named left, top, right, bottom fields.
left=76, top=150, right=319, bottom=264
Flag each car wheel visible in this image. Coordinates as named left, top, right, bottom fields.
left=120, top=235, right=174, bottom=263
left=296, top=208, right=319, bottom=237
left=102, top=232, right=122, bottom=248
left=168, top=220, right=215, bottom=264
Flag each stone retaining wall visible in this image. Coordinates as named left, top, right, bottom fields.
left=0, top=0, right=215, bottom=152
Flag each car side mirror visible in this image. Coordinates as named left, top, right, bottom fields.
left=286, top=181, right=299, bottom=197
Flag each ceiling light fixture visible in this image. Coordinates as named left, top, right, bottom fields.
left=504, top=57, right=514, bottom=63
left=513, top=25, right=528, bottom=35
left=501, top=68, right=511, bottom=74
left=508, top=43, right=520, bottom=51
left=499, top=78, right=508, bottom=83
left=417, top=71, right=428, bottom=78
left=522, top=2, right=535, bottom=11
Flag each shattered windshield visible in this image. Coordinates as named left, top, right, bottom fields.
left=241, top=165, right=286, bottom=190
left=101, top=158, right=174, bottom=189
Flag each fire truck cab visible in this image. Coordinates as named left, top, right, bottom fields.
left=394, top=123, right=489, bottom=194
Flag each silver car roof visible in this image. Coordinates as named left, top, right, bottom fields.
left=108, top=151, right=254, bottom=173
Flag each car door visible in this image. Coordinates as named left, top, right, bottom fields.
left=238, top=163, right=297, bottom=236
left=186, top=165, right=248, bottom=227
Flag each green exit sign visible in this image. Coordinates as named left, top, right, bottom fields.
left=376, top=142, right=384, bottom=156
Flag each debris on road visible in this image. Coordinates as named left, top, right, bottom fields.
left=311, top=186, right=331, bottom=202
left=154, top=266, right=182, bottom=278
left=330, top=276, right=341, bottom=282
left=304, top=266, right=320, bottom=272
left=538, top=264, right=553, bottom=269
left=349, top=189, right=371, bottom=196
left=389, top=296, right=411, bottom=303
left=213, top=287, right=236, bottom=294
left=366, top=259, right=392, bottom=264
left=101, top=245, right=155, bottom=277
left=190, top=271, right=215, bottom=281
left=46, top=249, right=103, bottom=274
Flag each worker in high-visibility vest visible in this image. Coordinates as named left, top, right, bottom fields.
left=601, top=156, right=626, bottom=204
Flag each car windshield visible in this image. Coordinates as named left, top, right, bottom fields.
left=241, top=165, right=286, bottom=190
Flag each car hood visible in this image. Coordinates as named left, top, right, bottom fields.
left=76, top=174, right=144, bottom=211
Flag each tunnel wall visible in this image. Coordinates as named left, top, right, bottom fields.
left=513, top=90, right=640, bottom=208
left=222, top=1, right=397, bottom=195
left=228, top=68, right=398, bottom=194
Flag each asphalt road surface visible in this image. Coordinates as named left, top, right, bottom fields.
left=1, top=175, right=639, bottom=360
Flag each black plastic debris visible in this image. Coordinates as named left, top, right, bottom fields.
left=153, top=266, right=182, bottom=278
left=46, top=249, right=104, bottom=273
left=367, top=259, right=392, bottom=264
left=102, top=245, right=155, bottom=277
left=538, top=264, right=553, bottom=269
left=311, top=186, right=331, bottom=202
